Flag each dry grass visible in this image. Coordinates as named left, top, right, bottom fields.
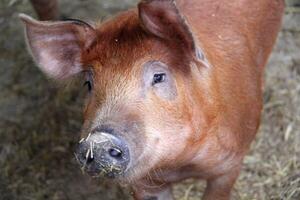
left=0, top=0, right=299, bottom=199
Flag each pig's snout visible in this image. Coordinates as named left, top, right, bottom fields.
left=75, top=132, right=130, bottom=178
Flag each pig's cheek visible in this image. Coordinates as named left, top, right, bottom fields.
left=142, top=125, right=189, bottom=163
left=134, top=126, right=165, bottom=169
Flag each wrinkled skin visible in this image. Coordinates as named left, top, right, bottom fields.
left=21, top=0, right=284, bottom=199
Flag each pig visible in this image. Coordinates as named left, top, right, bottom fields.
left=20, top=0, right=285, bottom=199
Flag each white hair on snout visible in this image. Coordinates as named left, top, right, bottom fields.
left=79, top=138, right=85, bottom=143
left=90, top=141, right=94, bottom=159
left=85, top=148, right=90, bottom=162
left=85, top=133, right=91, bottom=141
left=77, top=132, right=117, bottom=166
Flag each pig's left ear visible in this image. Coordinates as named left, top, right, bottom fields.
left=19, top=14, right=97, bottom=80
left=138, top=0, right=203, bottom=60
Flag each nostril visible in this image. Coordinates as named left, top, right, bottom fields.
left=108, top=147, right=123, bottom=159
left=85, top=154, right=94, bottom=164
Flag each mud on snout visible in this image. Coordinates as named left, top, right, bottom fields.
left=75, top=130, right=131, bottom=179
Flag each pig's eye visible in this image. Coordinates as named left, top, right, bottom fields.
left=152, top=73, right=166, bottom=85
left=84, top=80, right=92, bottom=92
left=143, top=61, right=177, bottom=100
left=84, top=70, right=93, bottom=92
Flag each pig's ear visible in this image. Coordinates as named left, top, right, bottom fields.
left=19, top=14, right=97, bottom=80
left=138, top=0, right=201, bottom=59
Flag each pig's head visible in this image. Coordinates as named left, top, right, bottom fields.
left=20, top=0, right=213, bottom=182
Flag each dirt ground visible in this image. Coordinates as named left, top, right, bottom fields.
left=0, top=0, right=299, bottom=200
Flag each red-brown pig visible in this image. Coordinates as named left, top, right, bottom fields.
left=20, top=0, right=284, bottom=199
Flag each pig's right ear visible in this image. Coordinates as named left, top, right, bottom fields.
left=19, top=14, right=97, bottom=80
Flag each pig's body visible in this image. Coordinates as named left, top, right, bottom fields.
left=21, top=0, right=284, bottom=199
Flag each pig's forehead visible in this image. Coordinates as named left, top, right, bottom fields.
left=82, top=37, right=166, bottom=74
left=81, top=10, right=190, bottom=75
left=81, top=11, right=163, bottom=68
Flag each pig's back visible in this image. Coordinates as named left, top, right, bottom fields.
left=176, top=0, right=284, bottom=147
left=177, top=0, right=284, bottom=70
